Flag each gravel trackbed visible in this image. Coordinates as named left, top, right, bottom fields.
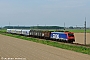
left=0, top=34, right=90, bottom=60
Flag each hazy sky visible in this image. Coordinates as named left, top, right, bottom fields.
left=0, top=0, right=90, bottom=27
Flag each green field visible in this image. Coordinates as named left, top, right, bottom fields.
left=0, top=29, right=90, bottom=33
left=0, top=29, right=6, bottom=33
left=49, top=29, right=90, bottom=33
left=67, top=29, right=90, bottom=33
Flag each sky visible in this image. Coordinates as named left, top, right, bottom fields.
left=0, top=0, right=90, bottom=27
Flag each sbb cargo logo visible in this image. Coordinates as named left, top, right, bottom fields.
left=52, top=34, right=59, bottom=39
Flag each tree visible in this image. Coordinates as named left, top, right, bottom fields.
left=69, top=26, right=73, bottom=29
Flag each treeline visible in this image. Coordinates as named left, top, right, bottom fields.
left=31, top=26, right=64, bottom=29
left=4, top=26, right=30, bottom=29
left=3, top=26, right=64, bottom=29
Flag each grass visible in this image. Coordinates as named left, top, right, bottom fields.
left=0, top=29, right=90, bottom=33
left=0, top=30, right=90, bottom=55
left=0, top=29, right=6, bottom=33
left=67, top=29, right=90, bottom=33
left=49, top=29, right=90, bottom=33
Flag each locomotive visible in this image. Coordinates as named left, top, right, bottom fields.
left=7, top=29, right=75, bottom=43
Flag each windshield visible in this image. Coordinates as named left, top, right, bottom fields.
left=68, top=33, right=74, bottom=37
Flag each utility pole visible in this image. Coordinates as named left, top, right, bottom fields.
left=64, top=22, right=65, bottom=30
left=9, top=22, right=10, bottom=29
left=9, top=22, right=10, bottom=26
left=84, top=17, right=86, bottom=45
left=76, top=25, right=77, bottom=28
left=45, top=24, right=46, bottom=30
left=37, top=24, right=39, bottom=30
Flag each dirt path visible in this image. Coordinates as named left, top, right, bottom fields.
left=0, top=34, right=90, bottom=60
left=74, top=33, right=90, bottom=44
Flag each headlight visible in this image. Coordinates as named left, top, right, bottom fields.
left=65, top=39, right=68, bottom=40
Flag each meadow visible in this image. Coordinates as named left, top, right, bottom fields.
left=48, top=29, right=90, bottom=33
left=67, top=29, right=90, bottom=33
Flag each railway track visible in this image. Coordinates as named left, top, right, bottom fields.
left=72, top=43, right=90, bottom=47
left=26, top=36, right=90, bottom=48
left=1, top=32, right=90, bottom=48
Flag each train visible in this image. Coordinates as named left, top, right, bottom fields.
left=7, top=29, right=75, bottom=43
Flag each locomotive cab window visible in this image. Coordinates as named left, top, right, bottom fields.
left=68, top=33, right=74, bottom=37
